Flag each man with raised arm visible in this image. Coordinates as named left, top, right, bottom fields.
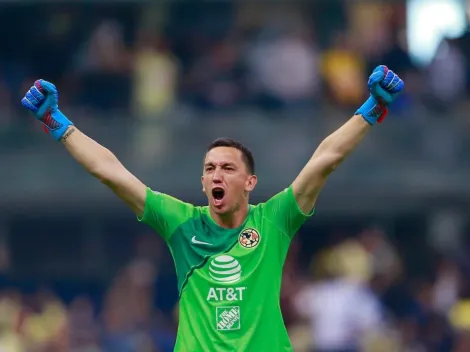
left=21, top=65, right=403, bottom=351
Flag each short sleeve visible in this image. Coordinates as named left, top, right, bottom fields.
left=261, top=185, right=314, bottom=239
left=137, top=188, right=194, bottom=241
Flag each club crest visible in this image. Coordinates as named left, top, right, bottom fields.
left=238, top=228, right=261, bottom=249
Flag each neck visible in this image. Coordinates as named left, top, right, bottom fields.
left=210, top=202, right=249, bottom=229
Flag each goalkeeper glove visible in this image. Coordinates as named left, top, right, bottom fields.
left=21, top=79, right=73, bottom=141
left=356, top=65, right=404, bottom=125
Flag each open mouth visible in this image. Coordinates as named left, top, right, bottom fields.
left=211, top=187, right=225, bottom=205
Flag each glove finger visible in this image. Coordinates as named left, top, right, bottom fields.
left=368, top=65, right=388, bottom=89
left=34, top=80, right=45, bottom=93
left=36, top=79, right=59, bottom=108
left=37, top=79, right=57, bottom=94
left=25, top=91, right=40, bottom=106
left=37, top=95, right=55, bottom=117
left=370, top=84, right=393, bottom=104
left=29, top=85, right=45, bottom=102
left=388, top=77, right=404, bottom=94
left=393, top=79, right=404, bottom=93
left=380, top=70, right=398, bottom=89
left=21, top=97, right=38, bottom=113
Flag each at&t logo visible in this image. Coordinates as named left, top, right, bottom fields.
left=209, top=255, right=241, bottom=283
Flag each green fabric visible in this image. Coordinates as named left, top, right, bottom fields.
left=139, top=185, right=314, bottom=351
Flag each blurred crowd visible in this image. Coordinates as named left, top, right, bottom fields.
left=0, top=233, right=180, bottom=352
left=0, top=234, right=176, bottom=352
left=2, top=223, right=470, bottom=351
left=283, top=227, right=470, bottom=352
left=2, top=0, right=469, bottom=122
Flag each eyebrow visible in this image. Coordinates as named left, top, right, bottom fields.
left=204, top=161, right=237, bottom=168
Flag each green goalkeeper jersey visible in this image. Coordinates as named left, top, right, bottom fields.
left=138, top=185, right=313, bottom=351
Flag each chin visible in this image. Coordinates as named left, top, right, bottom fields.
left=210, top=200, right=233, bottom=215
left=211, top=204, right=230, bottom=215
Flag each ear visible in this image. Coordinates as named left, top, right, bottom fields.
left=245, top=175, right=258, bottom=192
left=201, top=175, right=205, bottom=193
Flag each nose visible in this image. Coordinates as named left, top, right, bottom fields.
left=213, top=168, right=223, bottom=183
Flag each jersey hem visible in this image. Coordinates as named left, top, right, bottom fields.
left=288, top=184, right=316, bottom=217
left=136, top=188, right=175, bottom=241
left=273, top=185, right=315, bottom=240
left=136, top=187, right=155, bottom=223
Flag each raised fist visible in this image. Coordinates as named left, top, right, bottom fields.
left=367, top=65, right=404, bottom=104
left=21, top=79, right=73, bottom=141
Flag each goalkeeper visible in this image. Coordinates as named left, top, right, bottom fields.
left=21, top=66, right=403, bottom=351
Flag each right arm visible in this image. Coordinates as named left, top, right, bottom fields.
left=60, top=126, right=147, bottom=217
left=21, top=79, right=192, bottom=237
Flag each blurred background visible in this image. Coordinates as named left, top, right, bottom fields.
left=1, top=0, right=470, bottom=351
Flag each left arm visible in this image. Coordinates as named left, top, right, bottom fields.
left=292, top=115, right=370, bottom=213
left=292, top=65, right=404, bottom=214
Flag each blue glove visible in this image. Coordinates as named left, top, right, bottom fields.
left=356, top=65, right=404, bottom=125
left=21, top=80, right=73, bottom=141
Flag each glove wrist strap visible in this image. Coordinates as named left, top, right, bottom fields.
left=356, top=95, right=388, bottom=125
left=40, top=109, right=74, bottom=141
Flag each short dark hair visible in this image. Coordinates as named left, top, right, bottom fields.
left=207, top=138, right=255, bottom=174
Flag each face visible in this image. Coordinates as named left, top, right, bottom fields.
left=202, top=147, right=257, bottom=215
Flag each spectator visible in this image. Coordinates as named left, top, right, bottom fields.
left=73, top=20, right=132, bottom=111
left=68, top=296, right=101, bottom=352
left=294, top=239, right=384, bottom=352
left=132, top=31, right=179, bottom=116
left=246, top=24, right=320, bottom=110
left=321, top=31, right=367, bottom=108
